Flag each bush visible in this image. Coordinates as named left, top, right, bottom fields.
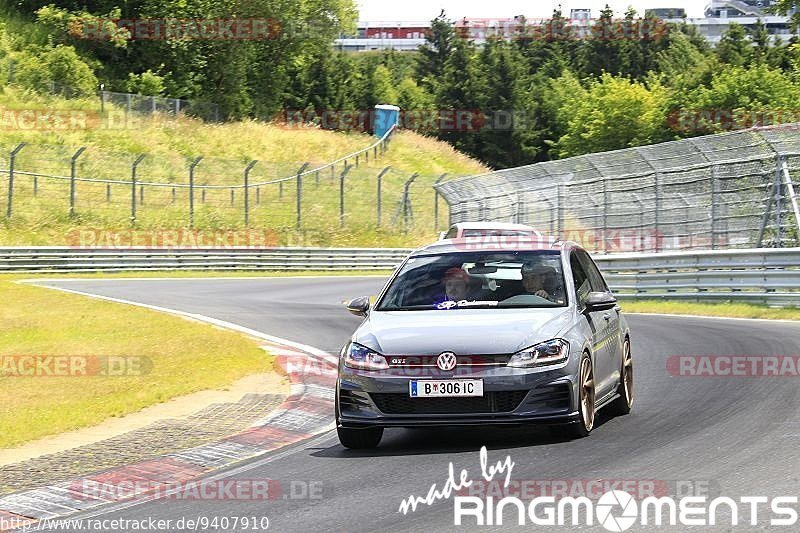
left=13, top=44, right=98, bottom=95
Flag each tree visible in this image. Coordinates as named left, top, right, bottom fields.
left=716, top=23, right=753, bottom=66
left=435, top=37, right=486, bottom=156
left=677, top=63, right=800, bottom=133
left=416, top=12, right=456, bottom=94
left=554, top=73, right=668, bottom=157
left=769, top=1, right=800, bottom=32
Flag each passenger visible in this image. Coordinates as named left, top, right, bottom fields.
left=442, top=267, right=472, bottom=301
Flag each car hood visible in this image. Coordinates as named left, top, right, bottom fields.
left=352, top=308, right=574, bottom=355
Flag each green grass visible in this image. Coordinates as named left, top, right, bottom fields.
left=0, top=85, right=489, bottom=248
left=0, top=277, right=278, bottom=448
left=621, top=300, right=800, bottom=321
left=7, top=270, right=395, bottom=279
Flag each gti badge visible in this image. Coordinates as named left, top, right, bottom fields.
left=436, top=352, right=457, bottom=371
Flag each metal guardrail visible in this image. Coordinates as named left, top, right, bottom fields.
left=1, top=246, right=797, bottom=307
left=0, top=247, right=414, bottom=273
left=594, top=248, right=800, bottom=307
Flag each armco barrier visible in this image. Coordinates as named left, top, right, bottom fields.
left=1, top=246, right=797, bottom=307
left=0, top=247, right=414, bottom=273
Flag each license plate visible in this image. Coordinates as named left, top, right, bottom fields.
left=409, top=379, right=484, bottom=398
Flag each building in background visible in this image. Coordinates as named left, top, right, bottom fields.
left=335, top=2, right=798, bottom=52
left=660, top=1, right=799, bottom=44
left=334, top=21, right=430, bottom=52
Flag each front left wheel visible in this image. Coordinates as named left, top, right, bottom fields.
left=563, top=354, right=595, bottom=439
left=609, top=337, right=633, bottom=416
left=337, top=427, right=383, bottom=449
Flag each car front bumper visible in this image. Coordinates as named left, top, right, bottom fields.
left=336, top=360, right=581, bottom=429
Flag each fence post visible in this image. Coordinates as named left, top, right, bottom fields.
left=130, top=154, right=145, bottom=225
left=244, top=160, right=257, bottom=227
left=69, top=147, right=86, bottom=219
left=654, top=172, right=661, bottom=252
left=106, top=184, right=111, bottom=203
left=402, top=174, right=419, bottom=232
left=6, top=143, right=25, bottom=219
left=779, top=157, right=800, bottom=243
left=189, top=156, right=203, bottom=228
left=230, top=188, right=234, bottom=206
left=602, top=178, right=609, bottom=253
left=557, top=184, right=565, bottom=237
left=376, top=166, right=391, bottom=227
left=710, top=165, right=719, bottom=249
left=296, top=162, right=309, bottom=229
left=339, top=164, right=353, bottom=227
left=433, top=173, right=448, bottom=231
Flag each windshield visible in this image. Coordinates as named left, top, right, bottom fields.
left=375, top=251, right=567, bottom=311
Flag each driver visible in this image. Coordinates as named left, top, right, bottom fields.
left=521, top=262, right=556, bottom=302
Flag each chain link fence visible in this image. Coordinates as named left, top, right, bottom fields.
left=0, top=128, right=455, bottom=243
left=435, top=124, right=800, bottom=252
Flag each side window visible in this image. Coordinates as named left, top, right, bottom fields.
left=570, top=253, right=591, bottom=305
left=444, top=227, right=458, bottom=239
left=576, top=250, right=610, bottom=293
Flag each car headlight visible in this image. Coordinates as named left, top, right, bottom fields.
left=343, top=342, right=389, bottom=371
left=507, top=339, right=570, bottom=368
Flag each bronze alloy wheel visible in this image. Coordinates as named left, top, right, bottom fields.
left=580, top=356, right=595, bottom=432
left=622, top=338, right=633, bottom=408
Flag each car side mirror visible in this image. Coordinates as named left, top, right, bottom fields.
left=345, top=296, right=370, bottom=317
left=584, top=291, right=617, bottom=312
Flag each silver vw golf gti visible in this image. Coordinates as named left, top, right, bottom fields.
left=336, top=239, right=633, bottom=449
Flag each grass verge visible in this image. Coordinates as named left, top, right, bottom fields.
left=621, top=300, right=800, bottom=321
left=0, top=277, right=275, bottom=448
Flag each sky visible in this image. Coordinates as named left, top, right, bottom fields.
left=355, top=0, right=706, bottom=21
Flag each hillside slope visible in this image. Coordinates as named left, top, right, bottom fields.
left=0, top=86, right=489, bottom=247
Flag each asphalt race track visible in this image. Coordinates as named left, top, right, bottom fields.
left=32, top=277, right=800, bottom=532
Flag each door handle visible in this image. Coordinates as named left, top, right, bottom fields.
left=603, top=313, right=611, bottom=321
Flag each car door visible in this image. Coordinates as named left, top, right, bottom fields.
left=569, top=251, right=611, bottom=396
left=576, top=249, right=621, bottom=398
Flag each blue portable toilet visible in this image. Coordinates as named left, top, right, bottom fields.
left=374, top=104, right=400, bottom=138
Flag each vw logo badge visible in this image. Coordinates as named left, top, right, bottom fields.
left=436, top=352, right=457, bottom=371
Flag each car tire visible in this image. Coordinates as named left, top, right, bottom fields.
left=337, top=427, right=383, bottom=449
left=609, top=337, right=633, bottom=416
left=563, top=354, right=595, bottom=439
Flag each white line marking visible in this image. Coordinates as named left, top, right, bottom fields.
left=21, top=282, right=331, bottom=358
left=626, top=311, right=800, bottom=324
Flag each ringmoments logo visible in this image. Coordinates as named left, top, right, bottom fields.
left=452, top=491, right=800, bottom=528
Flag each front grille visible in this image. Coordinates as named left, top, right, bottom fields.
left=369, top=391, right=528, bottom=415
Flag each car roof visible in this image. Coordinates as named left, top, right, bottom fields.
left=410, top=239, right=584, bottom=257
left=449, top=222, right=540, bottom=231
